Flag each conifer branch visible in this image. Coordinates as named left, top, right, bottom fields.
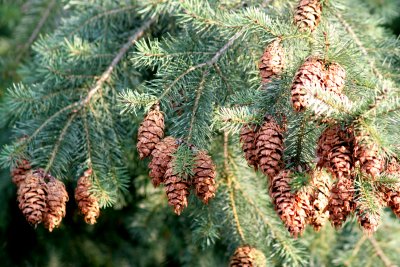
left=344, top=235, right=368, bottom=266
left=368, top=236, right=396, bottom=267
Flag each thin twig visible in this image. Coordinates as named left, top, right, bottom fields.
left=368, top=236, right=397, bottom=267
left=344, top=235, right=367, bottom=266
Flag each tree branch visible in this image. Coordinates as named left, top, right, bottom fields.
left=368, top=236, right=397, bottom=267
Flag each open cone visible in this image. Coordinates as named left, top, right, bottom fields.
left=327, top=177, right=355, bottom=228
left=11, top=159, right=31, bottom=187
left=258, top=39, right=285, bottom=84
left=229, top=245, right=267, bottom=267
left=75, top=169, right=100, bottom=224
left=294, top=0, right=323, bottom=32
left=193, top=151, right=216, bottom=204
left=164, top=161, right=190, bottom=215
left=44, top=176, right=69, bottom=232
left=240, top=124, right=259, bottom=171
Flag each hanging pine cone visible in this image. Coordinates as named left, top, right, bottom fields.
left=354, top=134, right=384, bottom=178
left=17, top=170, right=47, bottom=226
left=317, top=125, right=353, bottom=179
left=148, top=136, right=179, bottom=187
left=44, top=176, right=69, bottom=232
left=269, top=170, right=308, bottom=238
left=256, top=116, right=284, bottom=179
left=294, top=0, right=323, bottom=32
left=291, top=57, right=325, bottom=112
left=309, top=169, right=333, bottom=231
left=137, top=104, right=165, bottom=159
left=377, top=159, right=400, bottom=217
left=11, top=159, right=31, bottom=186
left=193, top=151, right=216, bottom=204
left=229, top=245, right=267, bottom=267
left=164, top=161, right=190, bottom=215
left=240, top=124, right=258, bottom=171
left=327, top=177, right=355, bottom=228
left=356, top=206, right=381, bottom=235
left=258, top=39, right=285, bottom=84
left=324, top=63, right=346, bottom=94
left=75, top=169, right=100, bottom=224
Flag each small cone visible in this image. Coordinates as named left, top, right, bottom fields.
left=164, top=161, right=190, bottom=215
left=356, top=205, right=381, bottom=235
left=44, top=176, right=69, bottom=232
left=378, top=159, right=400, bottom=217
left=309, top=169, right=333, bottom=231
left=193, top=151, right=216, bottom=204
left=229, top=245, right=267, bottom=267
left=256, top=116, right=285, bottom=179
left=137, top=104, right=165, bottom=159
left=258, top=39, right=285, bottom=84
left=17, top=170, right=47, bottom=225
left=327, top=177, right=355, bottom=228
left=148, top=136, right=179, bottom=187
left=325, top=63, right=346, bottom=94
left=354, top=134, right=384, bottom=179
left=75, top=169, right=100, bottom=224
left=11, top=159, right=31, bottom=186
left=291, top=57, right=325, bottom=112
left=240, top=124, right=258, bottom=171
left=269, top=170, right=308, bottom=238
left=294, top=0, right=323, bottom=32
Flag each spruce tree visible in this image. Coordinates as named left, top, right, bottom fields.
left=1, top=0, right=400, bottom=266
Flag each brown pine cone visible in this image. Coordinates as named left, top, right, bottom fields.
left=11, top=159, right=31, bottom=186
left=309, top=169, right=333, bottom=231
left=229, top=245, right=266, bottom=267
left=193, top=151, right=216, bottom=204
left=240, top=124, right=258, bottom=171
left=294, top=0, right=323, bottom=32
left=164, top=161, right=190, bottom=215
left=269, top=170, right=308, bottom=238
left=137, top=104, right=165, bottom=159
left=148, top=136, right=179, bottom=187
left=356, top=206, right=381, bottom=236
left=258, top=39, right=285, bottom=84
left=44, top=176, right=69, bottom=232
left=256, top=116, right=285, bottom=179
left=17, top=170, right=47, bottom=226
left=324, top=63, right=346, bottom=94
left=354, top=134, right=384, bottom=179
left=327, top=177, right=355, bottom=228
left=291, top=57, right=325, bottom=112
left=75, top=169, right=100, bottom=224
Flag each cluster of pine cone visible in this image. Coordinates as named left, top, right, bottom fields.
left=241, top=0, right=400, bottom=238
left=11, top=160, right=99, bottom=230
left=137, top=104, right=217, bottom=215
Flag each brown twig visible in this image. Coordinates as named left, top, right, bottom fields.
left=368, top=236, right=397, bottom=267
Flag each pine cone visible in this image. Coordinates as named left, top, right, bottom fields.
left=75, top=169, right=100, bottom=224
left=378, top=158, right=400, bottom=217
left=137, top=104, right=165, bottom=159
left=291, top=57, right=325, bottom=112
left=193, top=151, right=216, bottom=204
left=240, top=124, right=258, bottom=171
left=148, top=136, right=179, bottom=187
left=258, top=39, right=285, bottom=84
left=294, top=0, right=323, bottom=32
left=354, top=134, right=384, bottom=178
left=17, top=170, right=47, bottom=225
left=356, top=206, right=381, bottom=235
left=256, top=116, right=284, bottom=179
left=324, top=63, right=346, bottom=94
left=44, top=176, right=69, bottom=232
left=327, top=177, right=355, bottom=228
left=229, top=246, right=266, bottom=267
left=309, top=169, right=333, bottom=231
left=164, top=161, right=190, bottom=215
left=269, top=170, right=308, bottom=238
left=317, top=125, right=353, bottom=179
left=11, top=159, right=31, bottom=186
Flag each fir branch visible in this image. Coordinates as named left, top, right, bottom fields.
left=343, top=235, right=368, bottom=267
left=367, top=236, right=396, bottom=267
left=187, top=70, right=207, bottom=142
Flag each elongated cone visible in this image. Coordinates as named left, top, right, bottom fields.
left=240, top=124, right=258, bottom=171
left=356, top=205, right=381, bottom=236
left=229, top=245, right=267, bottom=267
left=327, top=177, right=355, bottom=228
left=258, top=39, right=285, bottom=84
left=137, top=104, right=165, bottom=159
left=164, top=161, right=190, bottom=215
left=294, top=0, right=323, bottom=32
left=148, top=136, right=179, bottom=187
left=269, top=170, right=308, bottom=238
left=354, top=134, right=384, bottom=179
left=378, top=158, right=400, bottom=217
left=309, top=169, right=332, bottom=231
left=317, top=125, right=353, bottom=179
left=44, top=176, right=69, bottom=232
left=256, top=116, right=284, bottom=179
left=193, top=151, right=216, bottom=204
left=75, top=169, right=100, bottom=224
left=11, top=159, right=31, bottom=186
left=325, top=63, right=346, bottom=94
left=17, top=170, right=47, bottom=225
left=291, top=57, right=325, bottom=112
